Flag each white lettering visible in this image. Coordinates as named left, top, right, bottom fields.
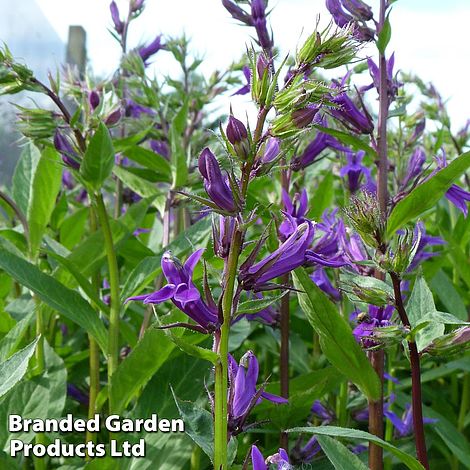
left=9, top=415, right=23, bottom=432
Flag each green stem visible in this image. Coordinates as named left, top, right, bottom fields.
left=458, top=373, right=470, bottom=432
left=86, top=207, right=101, bottom=453
left=214, top=228, right=243, bottom=470
left=336, top=381, right=348, bottom=427
left=94, top=193, right=120, bottom=415
left=35, top=298, right=45, bottom=374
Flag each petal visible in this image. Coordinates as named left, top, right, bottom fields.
left=184, top=248, right=205, bottom=276
left=173, top=283, right=201, bottom=307
left=143, top=284, right=176, bottom=304
left=251, top=445, right=267, bottom=470
left=260, top=391, right=288, bottom=404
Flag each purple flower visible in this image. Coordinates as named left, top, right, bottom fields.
left=125, top=99, right=155, bottom=118
left=126, top=249, right=219, bottom=333
left=54, top=130, right=80, bottom=170
left=311, top=269, right=341, bottom=300
left=278, top=189, right=309, bottom=241
left=408, top=222, right=445, bottom=270
left=290, top=120, right=350, bottom=171
left=311, top=400, right=335, bottom=424
left=212, top=215, right=235, bottom=258
left=67, top=384, right=89, bottom=406
left=251, top=0, right=273, bottom=50
left=251, top=445, right=291, bottom=470
left=228, top=351, right=287, bottom=436
left=198, top=148, right=237, bottom=213
left=435, top=150, right=470, bottom=216
left=340, top=150, right=371, bottom=193
left=261, top=137, right=280, bottom=164
left=330, top=80, right=373, bottom=134
left=139, top=34, right=164, bottom=64
left=222, top=0, right=254, bottom=26
left=401, top=147, right=426, bottom=189
left=342, top=0, right=373, bottom=21
left=131, top=0, right=144, bottom=12
left=232, top=65, right=251, bottom=96
left=352, top=305, right=395, bottom=347
left=367, top=53, right=401, bottom=103
left=292, top=105, right=321, bottom=129
left=105, top=108, right=122, bottom=126
left=110, top=1, right=124, bottom=34
left=62, top=170, right=74, bottom=190
left=326, top=0, right=354, bottom=27
left=239, top=221, right=315, bottom=292
left=150, top=140, right=170, bottom=159
left=384, top=396, right=437, bottom=438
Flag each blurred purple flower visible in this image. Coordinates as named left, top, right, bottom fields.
left=62, top=170, right=74, bottom=190
left=125, top=99, right=155, bottom=118
left=251, top=0, right=273, bottom=50
left=251, top=445, right=291, bottom=470
left=110, top=1, right=124, bottom=34
left=126, top=249, right=219, bottom=333
left=139, top=34, right=164, bottom=64
left=407, top=222, right=445, bottom=270
left=232, top=65, right=251, bottom=96
left=89, top=90, right=100, bottom=110
left=67, top=384, right=89, bottom=406
left=222, top=0, right=254, bottom=26
left=311, top=269, right=341, bottom=300
left=54, top=130, right=80, bottom=170
left=401, top=147, right=426, bottom=189
left=367, top=53, right=401, bottom=103
left=150, top=140, right=170, bottom=159
left=340, top=150, right=371, bottom=193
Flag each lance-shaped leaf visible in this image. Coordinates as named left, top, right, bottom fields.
left=387, top=151, right=470, bottom=236
left=80, top=121, right=115, bottom=191
left=0, top=248, right=108, bottom=353
left=293, top=268, right=380, bottom=400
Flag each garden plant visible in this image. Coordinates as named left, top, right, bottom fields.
left=0, top=0, right=469, bottom=469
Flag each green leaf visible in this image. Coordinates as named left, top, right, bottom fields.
left=0, top=338, right=38, bottom=399
left=165, top=331, right=217, bottom=364
left=80, top=122, right=115, bottom=191
left=293, top=268, right=380, bottom=400
left=377, top=14, right=392, bottom=55
left=11, top=143, right=40, bottom=215
left=122, top=146, right=171, bottom=180
left=431, top=270, right=468, bottom=320
left=26, top=147, right=62, bottom=258
left=0, top=248, right=108, bottom=353
left=287, top=426, right=425, bottom=470
left=236, top=292, right=287, bottom=315
left=407, top=276, right=444, bottom=351
left=110, top=327, right=176, bottom=413
left=0, top=341, right=66, bottom=451
left=316, top=435, right=369, bottom=470
left=308, top=172, right=334, bottom=220
left=387, top=151, right=470, bottom=236
left=169, top=101, right=189, bottom=188
left=172, top=390, right=214, bottom=462
left=0, top=311, right=34, bottom=362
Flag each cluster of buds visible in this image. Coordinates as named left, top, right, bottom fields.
left=343, top=191, right=387, bottom=249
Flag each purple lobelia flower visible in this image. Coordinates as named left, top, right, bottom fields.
left=126, top=249, right=219, bottom=333
left=326, top=0, right=354, bottom=27
left=384, top=395, right=437, bottom=438
left=54, top=130, right=80, bottom=170
left=278, top=189, right=309, bottom=241
left=367, top=53, right=401, bottom=103
left=227, top=351, right=287, bottom=436
left=352, top=305, right=395, bottom=347
left=139, top=34, right=164, bottom=64
left=239, top=221, right=315, bottom=292
left=292, top=105, right=321, bottom=129
left=67, top=384, right=89, bottom=406
left=261, top=137, right=280, bottom=164
left=198, top=148, right=237, bottom=213
left=212, top=215, right=235, bottom=259
left=326, top=0, right=374, bottom=41
left=251, top=445, right=291, bottom=470
left=290, top=119, right=350, bottom=171
left=342, top=0, right=373, bottom=21
left=401, top=147, right=426, bottom=189
left=311, top=400, right=335, bottom=424
left=311, top=269, right=341, bottom=300
left=110, top=1, right=124, bottom=34
left=340, top=150, right=371, bottom=193
left=232, top=65, right=251, bottom=96
left=435, top=150, right=470, bottom=216
left=222, top=0, right=254, bottom=26
left=407, top=222, right=445, bottom=270
left=125, top=99, right=156, bottom=118
left=62, top=170, right=74, bottom=190
left=150, top=140, right=170, bottom=159
left=251, top=0, right=273, bottom=50
left=330, top=78, right=374, bottom=134
left=89, top=90, right=100, bottom=110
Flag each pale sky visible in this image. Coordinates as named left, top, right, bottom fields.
left=28, top=1, right=470, bottom=129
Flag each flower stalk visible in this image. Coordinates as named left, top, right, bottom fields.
left=94, top=193, right=121, bottom=415
left=390, top=272, right=429, bottom=470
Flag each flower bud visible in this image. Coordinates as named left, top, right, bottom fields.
left=110, top=1, right=124, bottom=34
left=256, top=52, right=270, bottom=79
left=292, top=105, right=320, bottom=129
left=89, top=90, right=100, bottom=111
left=226, top=115, right=248, bottom=145
left=54, top=130, right=80, bottom=170
left=105, top=109, right=122, bottom=126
